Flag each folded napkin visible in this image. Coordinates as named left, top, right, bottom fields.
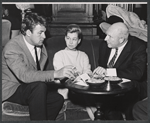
left=73, top=73, right=90, bottom=86
left=121, top=78, right=131, bottom=83
left=74, top=79, right=89, bottom=86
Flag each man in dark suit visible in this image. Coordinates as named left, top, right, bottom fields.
left=2, top=12, right=75, bottom=120
left=93, top=22, right=147, bottom=120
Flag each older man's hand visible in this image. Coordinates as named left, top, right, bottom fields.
left=93, top=66, right=107, bottom=77
left=54, top=65, right=75, bottom=80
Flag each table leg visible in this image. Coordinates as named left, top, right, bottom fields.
left=94, top=103, right=105, bottom=120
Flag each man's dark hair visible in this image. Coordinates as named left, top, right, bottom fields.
left=21, top=12, right=47, bottom=35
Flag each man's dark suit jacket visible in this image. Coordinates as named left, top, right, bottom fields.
left=98, top=35, right=147, bottom=99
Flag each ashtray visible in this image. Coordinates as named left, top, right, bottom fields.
left=86, top=78, right=105, bottom=88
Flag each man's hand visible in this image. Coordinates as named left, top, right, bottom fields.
left=54, top=65, right=75, bottom=79
left=93, top=66, right=107, bottom=77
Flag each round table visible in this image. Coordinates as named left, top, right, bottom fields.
left=65, top=79, right=136, bottom=120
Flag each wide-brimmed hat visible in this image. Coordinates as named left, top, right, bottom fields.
left=100, top=15, right=123, bottom=34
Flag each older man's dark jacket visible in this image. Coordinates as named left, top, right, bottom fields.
left=98, top=35, right=147, bottom=99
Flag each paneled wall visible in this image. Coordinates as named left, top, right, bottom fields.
left=49, top=4, right=98, bottom=39
left=52, top=4, right=93, bottom=23
left=3, top=3, right=147, bottom=39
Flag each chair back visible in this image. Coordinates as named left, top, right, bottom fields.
left=2, top=19, right=11, bottom=47
left=44, top=36, right=102, bottom=71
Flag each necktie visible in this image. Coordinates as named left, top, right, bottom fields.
left=34, top=46, right=41, bottom=70
left=107, top=48, right=118, bottom=68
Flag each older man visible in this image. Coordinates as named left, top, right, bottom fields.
left=2, top=12, right=75, bottom=120
left=93, top=22, right=147, bottom=120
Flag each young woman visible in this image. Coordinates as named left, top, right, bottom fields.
left=53, top=24, right=95, bottom=120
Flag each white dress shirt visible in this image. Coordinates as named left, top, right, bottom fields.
left=23, top=35, right=41, bottom=63
left=106, top=41, right=127, bottom=76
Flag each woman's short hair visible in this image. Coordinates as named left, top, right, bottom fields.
left=65, top=24, right=82, bottom=39
left=21, top=12, right=47, bottom=35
